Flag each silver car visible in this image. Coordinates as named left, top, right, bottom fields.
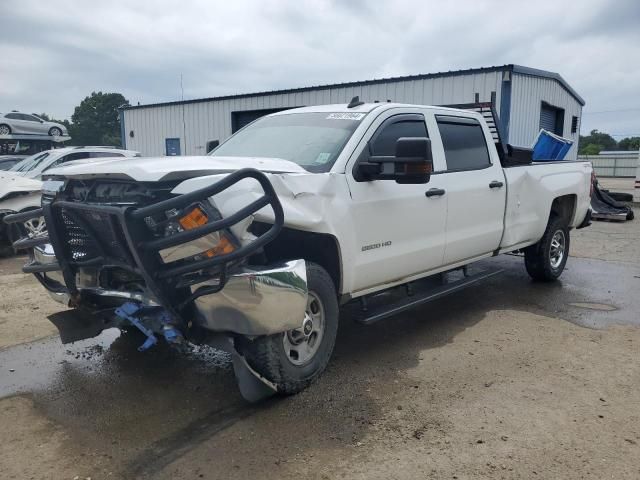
left=0, top=112, right=68, bottom=136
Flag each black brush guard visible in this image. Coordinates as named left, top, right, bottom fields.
left=4, top=168, right=285, bottom=312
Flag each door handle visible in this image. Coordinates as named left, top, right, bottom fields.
left=489, top=181, right=504, bottom=189
left=425, top=188, right=446, bottom=197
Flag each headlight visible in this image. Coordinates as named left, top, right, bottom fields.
left=157, top=204, right=237, bottom=264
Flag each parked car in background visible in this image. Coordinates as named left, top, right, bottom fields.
left=0, top=146, right=141, bottom=255
left=7, top=146, right=141, bottom=179
left=0, top=155, right=27, bottom=171
left=0, top=112, right=68, bottom=136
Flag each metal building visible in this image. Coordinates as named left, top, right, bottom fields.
left=120, top=64, right=585, bottom=159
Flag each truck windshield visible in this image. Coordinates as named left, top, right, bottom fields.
left=209, top=112, right=364, bottom=172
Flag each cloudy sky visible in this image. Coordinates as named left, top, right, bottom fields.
left=2, top=0, right=639, bottom=138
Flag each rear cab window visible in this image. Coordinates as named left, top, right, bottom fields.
left=436, top=115, right=491, bottom=171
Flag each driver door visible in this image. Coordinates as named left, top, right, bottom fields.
left=345, top=109, right=448, bottom=293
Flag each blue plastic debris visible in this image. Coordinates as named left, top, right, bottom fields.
left=114, top=302, right=185, bottom=351
left=162, top=325, right=184, bottom=344
left=532, top=129, right=574, bottom=161
left=114, top=302, right=158, bottom=351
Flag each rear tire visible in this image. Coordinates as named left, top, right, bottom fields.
left=0, top=124, right=11, bottom=135
left=524, top=215, right=570, bottom=281
left=238, top=262, right=339, bottom=395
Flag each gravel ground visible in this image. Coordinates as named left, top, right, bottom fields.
left=0, top=214, right=638, bottom=479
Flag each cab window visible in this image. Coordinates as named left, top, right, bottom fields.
left=436, top=116, right=490, bottom=171
left=370, top=117, right=428, bottom=157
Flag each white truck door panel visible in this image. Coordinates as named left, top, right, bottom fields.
left=345, top=110, right=448, bottom=293
left=432, top=114, right=507, bottom=264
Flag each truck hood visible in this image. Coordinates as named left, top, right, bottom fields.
left=0, top=172, right=43, bottom=200
left=45, top=156, right=308, bottom=182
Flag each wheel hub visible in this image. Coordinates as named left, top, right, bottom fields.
left=23, top=216, right=46, bottom=238
left=283, top=291, right=325, bottom=366
left=302, top=315, right=313, bottom=336
left=549, top=230, right=566, bottom=269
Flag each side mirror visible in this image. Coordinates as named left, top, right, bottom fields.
left=356, top=137, right=433, bottom=184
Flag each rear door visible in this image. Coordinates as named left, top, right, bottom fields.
left=345, top=109, right=448, bottom=293
left=20, top=114, right=45, bottom=134
left=432, top=113, right=506, bottom=264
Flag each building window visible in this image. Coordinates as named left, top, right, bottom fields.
left=540, top=102, right=565, bottom=136
left=571, top=116, right=578, bottom=134
left=436, top=116, right=491, bottom=171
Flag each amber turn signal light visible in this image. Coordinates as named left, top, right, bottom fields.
left=178, top=207, right=209, bottom=230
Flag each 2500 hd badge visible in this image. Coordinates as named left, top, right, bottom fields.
left=362, top=241, right=392, bottom=252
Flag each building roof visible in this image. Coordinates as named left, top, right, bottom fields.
left=121, top=64, right=585, bottom=112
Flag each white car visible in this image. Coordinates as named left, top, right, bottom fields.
left=10, top=101, right=592, bottom=401
left=0, top=112, right=68, bottom=137
left=7, top=146, right=141, bottom=179
left=0, top=147, right=140, bottom=253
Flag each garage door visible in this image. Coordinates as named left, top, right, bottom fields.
left=540, top=103, right=564, bottom=136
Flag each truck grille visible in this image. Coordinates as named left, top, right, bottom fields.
left=56, top=208, right=133, bottom=264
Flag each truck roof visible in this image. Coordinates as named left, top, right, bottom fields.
left=271, top=102, right=486, bottom=118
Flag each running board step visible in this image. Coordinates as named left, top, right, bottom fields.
left=356, top=268, right=503, bottom=325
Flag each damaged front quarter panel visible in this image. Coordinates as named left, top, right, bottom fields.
left=169, top=171, right=347, bottom=335
left=171, top=171, right=348, bottom=238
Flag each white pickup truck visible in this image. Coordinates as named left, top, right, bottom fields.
left=7, top=100, right=592, bottom=401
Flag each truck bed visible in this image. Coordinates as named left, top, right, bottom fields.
left=500, top=161, right=592, bottom=251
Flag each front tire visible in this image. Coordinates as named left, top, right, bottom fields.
left=238, top=262, right=339, bottom=395
left=48, top=127, right=62, bottom=136
left=524, top=215, right=570, bottom=281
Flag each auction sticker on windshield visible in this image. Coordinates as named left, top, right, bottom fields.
left=326, top=112, right=366, bottom=120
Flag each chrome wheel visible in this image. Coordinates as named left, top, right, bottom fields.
left=0, top=125, right=10, bottom=135
left=49, top=127, right=62, bottom=136
left=283, top=291, right=325, bottom=366
left=549, top=230, right=565, bottom=269
left=23, top=216, right=46, bottom=238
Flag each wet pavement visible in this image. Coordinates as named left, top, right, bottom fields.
left=1, top=250, right=639, bottom=477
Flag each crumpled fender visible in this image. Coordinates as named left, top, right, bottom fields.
left=171, top=172, right=350, bottom=240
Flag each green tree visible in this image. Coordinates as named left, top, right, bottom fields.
left=581, top=143, right=602, bottom=155
left=618, top=137, right=640, bottom=151
left=37, top=113, right=72, bottom=131
left=70, top=92, right=129, bottom=146
left=578, top=129, right=618, bottom=154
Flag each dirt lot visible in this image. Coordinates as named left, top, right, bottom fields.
left=1, top=215, right=639, bottom=479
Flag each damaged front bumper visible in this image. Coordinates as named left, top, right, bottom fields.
left=194, top=259, right=307, bottom=335
left=5, top=168, right=307, bottom=338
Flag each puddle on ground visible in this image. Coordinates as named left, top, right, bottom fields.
left=568, top=302, right=617, bottom=312
left=0, top=328, right=232, bottom=399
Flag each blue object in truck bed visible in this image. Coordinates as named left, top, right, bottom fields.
left=532, top=129, right=573, bottom=161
